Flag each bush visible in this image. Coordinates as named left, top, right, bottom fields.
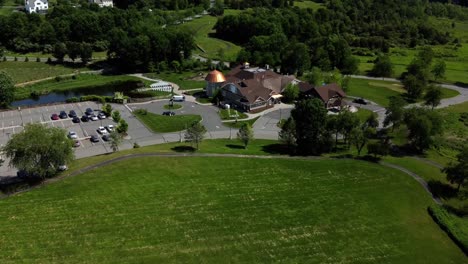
left=134, top=109, right=148, bottom=115
left=2, top=57, right=6, bottom=62
left=112, top=110, right=121, bottom=122
left=133, top=142, right=140, bottom=148
left=66, top=97, right=79, bottom=103
left=24, top=57, right=29, bottom=62
left=55, top=76, right=63, bottom=82
left=14, top=57, right=17, bottom=61
left=428, top=205, right=468, bottom=255
left=36, top=57, right=40, bottom=62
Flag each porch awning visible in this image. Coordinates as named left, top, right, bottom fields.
left=271, top=94, right=283, bottom=99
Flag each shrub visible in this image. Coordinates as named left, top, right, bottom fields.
left=55, top=76, right=63, bottom=82
left=112, top=110, right=121, bottom=122
left=24, top=57, right=29, bottom=62
left=428, top=205, right=468, bottom=255
left=133, top=142, right=140, bottom=148
left=14, top=57, right=17, bottom=61
left=66, top=97, right=79, bottom=103
left=36, top=57, right=40, bottom=62
left=2, top=57, right=6, bottom=62
left=134, top=109, right=148, bottom=115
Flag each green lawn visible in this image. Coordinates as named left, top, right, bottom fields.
left=135, top=111, right=202, bottom=133
left=219, top=108, right=248, bottom=120
left=180, top=11, right=241, bottom=61
left=347, top=78, right=402, bottom=107
left=354, top=108, right=374, bottom=123
left=223, top=116, right=260, bottom=128
left=144, top=71, right=206, bottom=90
left=294, top=0, right=323, bottom=10
left=0, top=61, right=88, bottom=84
left=163, top=103, right=182, bottom=110
left=0, top=156, right=464, bottom=262
left=15, top=74, right=151, bottom=100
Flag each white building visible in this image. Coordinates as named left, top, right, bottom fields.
left=89, top=0, right=113, bottom=7
left=25, top=0, right=48, bottom=13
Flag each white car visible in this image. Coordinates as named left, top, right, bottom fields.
left=97, top=126, right=108, bottom=134
left=58, top=165, right=68, bottom=171
left=105, top=125, right=115, bottom=132
left=90, top=115, right=99, bottom=121
left=68, top=131, right=78, bottom=139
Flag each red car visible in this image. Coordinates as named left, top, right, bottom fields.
left=51, top=113, right=59, bottom=120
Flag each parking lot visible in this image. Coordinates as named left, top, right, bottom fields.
left=0, top=101, right=158, bottom=177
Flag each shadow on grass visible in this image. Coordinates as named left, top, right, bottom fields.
left=428, top=180, right=459, bottom=199
left=454, top=81, right=468, bottom=88
left=226, top=144, right=245, bottom=150
left=261, top=144, right=290, bottom=155
left=171, top=146, right=196, bottom=152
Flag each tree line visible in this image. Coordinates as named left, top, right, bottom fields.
left=214, top=0, right=453, bottom=75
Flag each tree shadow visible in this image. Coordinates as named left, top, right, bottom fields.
left=226, top=144, right=244, bottom=150
left=171, top=146, right=195, bottom=152
left=261, top=144, right=290, bottom=155
left=428, top=180, right=458, bottom=199
left=454, top=81, right=468, bottom=88
left=356, top=155, right=381, bottom=163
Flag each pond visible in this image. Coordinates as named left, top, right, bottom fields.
left=11, top=90, right=115, bottom=107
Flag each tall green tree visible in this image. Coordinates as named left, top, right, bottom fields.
left=403, top=107, right=443, bottom=152
left=443, top=147, right=468, bottom=191
left=237, top=123, right=254, bottom=149
left=2, top=123, right=74, bottom=179
left=52, top=42, right=67, bottom=62
left=349, top=127, right=368, bottom=156
left=384, top=96, right=407, bottom=131
left=338, top=111, right=360, bottom=148
left=304, top=67, right=324, bottom=87
left=282, top=83, right=299, bottom=103
left=0, top=71, right=14, bottom=108
left=109, top=131, right=122, bottom=152
left=291, top=98, right=331, bottom=155
left=431, top=60, right=446, bottom=81
left=403, top=74, right=425, bottom=100
left=116, top=119, right=128, bottom=134
left=424, top=84, right=443, bottom=110
left=185, top=122, right=206, bottom=150
left=365, top=112, right=379, bottom=128
left=370, top=54, right=393, bottom=77
left=279, top=117, right=296, bottom=153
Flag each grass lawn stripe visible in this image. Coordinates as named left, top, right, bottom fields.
left=135, top=111, right=202, bottom=133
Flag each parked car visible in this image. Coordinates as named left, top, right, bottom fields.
left=105, top=125, right=115, bottom=132
left=90, top=114, right=99, bottom=121
left=68, top=131, right=78, bottom=139
left=102, top=134, right=111, bottom=141
left=59, top=111, right=68, bottom=119
left=51, top=113, right=59, bottom=120
left=69, top=110, right=77, bottom=118
left=58, top=164, right=68, bottom=171
left=73, top=140, right=81, bottom=147
left=90, top=135, right=100, bottom=142
left=98, top=112, right=106, bottom=119
left=162, top=111, right=175, bottom=116
left=72, top=116, right=81, bottom=123
left=81, top=115, right=89, bottom=122
left=85, top=108, right=94, bottom=115
left=97, top=126, right=108, bottom=134
left=353, top=98, right=368, bottom=105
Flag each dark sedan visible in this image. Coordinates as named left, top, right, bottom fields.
left=81, top=115, right=90, bottom=122
left=69, top=110, right=77, bottom=118
left=90, top=135, right=100, bottom=143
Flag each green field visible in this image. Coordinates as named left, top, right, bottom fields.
left=347, top=78, right=403, bottom=107
left=0, top=156, right=464, bottom=262
left=180, top=11, right=241, bottom=61
left=0, top=61, right=88, bottom=84
left=163, top=103, right=182, bottom=110
left=15, top=74, right=151, bottom=100
left=219, top=108, right=248, bottom=120
left=294, top=0, right=323, bottom=10
left=135, top=111, right=202, bottom=133
left=144, top=71, right=206, bottom=90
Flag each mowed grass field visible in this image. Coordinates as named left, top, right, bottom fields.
left=294, top=0, right=324, bottom=10
left=180, top=11, right=241, bottom=61
left=0, top=157, right=464, bottom=263
left=135, top=111, right=202, bottom=133
left=0, top=61, right=88, bottom=84
left=144, top=71, right=206, bottom=90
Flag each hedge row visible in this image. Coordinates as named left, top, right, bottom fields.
left=428, top=205, right=468, bottom=255
left=66, top=95, right=127, bottom=104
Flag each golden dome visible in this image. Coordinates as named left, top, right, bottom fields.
left=205, top=70, right=226, bottom=83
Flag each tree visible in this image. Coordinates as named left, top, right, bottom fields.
left=79, top=43, right=93, bottom=64
left=0, top=71, right=14, bottom=108
left=237, top=123, right=254, bottom=149
left=2, top=123, right=74, bottom=179
left=282, top=83, right=299, bottom=103
left=365, top=112, right=379, bottom=128
left=171, top=60, right=180, bottom=73
left=291, top=98, right=331, bottom=155
left=424, top=84, right=442, bottom=110
left=403, top=74, right=425, bottom=100
left=431, top=60, right=446, bottom=81
left=112, top=110, right=121, bottom=122
left=102, top=103, right=113, bottom=116
left=443, top=147, right=468, bottom=191
left=52, top=42, right=67, bottom=62
left=349, top=127, right=368, bottom=156
left=304, top=67, right=324, bottom=87
left=367, top=141, right=390, bottom=158
left=184, top=122, right=206, bottom=150
left=338, top=111, right=360, bottom=148
left=384, top=96, right=407, bottom=131
left=370, top=53, right=393, bottom=77
left=116, top=119, right=128, bottom=134
left=279, top=117, right=296, bottom=153
left=326, top=114, right=341, bottom=147
left=403, top=107, right=443, bottom=152
left=109, top=131, right=122, bottom=152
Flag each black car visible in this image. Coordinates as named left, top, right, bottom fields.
left=102, top=134, right=111, bottom=141
left=59, top=110, right=68, bottom=119
left=81, top=115, right=89, bottom=122
left=72, top=116, right=81, bottom=123
left=69, top=110, right=77, bottom=118
left=353, top=98, right=368, bottom=105
left=162, top=111, right=175, bottom=116
left=90, top=135, right=100, bottom=143
left=85, top=108, right=94, bottom=115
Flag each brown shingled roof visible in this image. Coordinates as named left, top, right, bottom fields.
left=313, top=83, right=346, bottom=103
